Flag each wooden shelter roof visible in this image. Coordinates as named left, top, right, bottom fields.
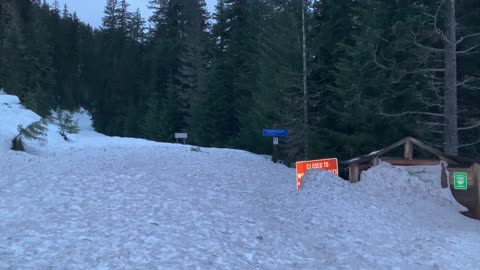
left=342, top=137, right=477, bottom=166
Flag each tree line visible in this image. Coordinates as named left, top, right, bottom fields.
left=1, top=0, right=480, bottom=163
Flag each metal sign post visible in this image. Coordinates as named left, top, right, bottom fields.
left=263, top=129, right=288, bottom=163
left=272, top=137, right=279, bottom=163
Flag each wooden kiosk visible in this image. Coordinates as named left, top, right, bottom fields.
left=343, top=137, right=480, bottom=219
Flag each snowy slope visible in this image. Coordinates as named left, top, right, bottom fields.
left=0, top=94, right=41, bottom=152
left=1, top=92, right=480, bottom=269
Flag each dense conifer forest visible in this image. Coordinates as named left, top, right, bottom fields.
left=1, top=0, right=480, bottom=162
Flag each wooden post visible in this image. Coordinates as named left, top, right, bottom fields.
left=441, top=162, right=448, bottom=189
left=404, top=139, right=413, bottom=160
left=474, top=163, right=480, bottom=219
left=349, top=164, right=360, bottom=183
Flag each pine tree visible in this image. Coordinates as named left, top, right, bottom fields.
left=128, top=8, right=146, bottom=43
left=55, top=111, right=80, bottom=141
left=329, top=0, right=425, bottom=159
left=307, top=0, right=356, bottom=157
left=195, top=0, right=259, bottom=147
left=12, top=118, right=49, bottom=151
left=102, top=0, right=120, bottom=31
left=141, top=92, right=164, bottom=141
left=268, top=0, right=311, bottom=161
left=144, top=0, right=209, bottom=142
left=231, top=0, right=299, bottom=157
left=92, top=0, right=142, bottom=135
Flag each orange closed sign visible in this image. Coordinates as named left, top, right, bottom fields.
left=296, top=158, right=338, bottom=189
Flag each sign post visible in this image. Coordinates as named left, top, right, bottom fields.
left=296, top=158, right=339, bottom=189
left=454, top=172, right=468, bottom=190
left=175, top=133, right=188, bottom=144
left=272, top=137, right=279, bottom=163
left=263, top=129, right=288, bottom=163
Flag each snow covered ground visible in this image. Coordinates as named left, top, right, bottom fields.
left=1, top=92, right=480, bottom=269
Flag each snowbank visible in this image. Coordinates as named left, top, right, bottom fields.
left=362, top=163, right=466, bottom=210
left=0, top=93, right=41, bottom=152
left=293, top=163, right=478, bottom=268
left=298, top=162, right=466, bottom=216
left=0, top=92, right=156, bottom=153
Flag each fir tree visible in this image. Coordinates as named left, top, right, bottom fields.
left=12, top=118, right=49, bottom=151
left=145, top=0, right=209, bottom=141
left=55, top=111, right=80, bottom=141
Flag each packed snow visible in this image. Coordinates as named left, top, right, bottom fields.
left=1, top=92, right=480, bottom=269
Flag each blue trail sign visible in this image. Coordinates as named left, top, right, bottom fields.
left=263, top=129, right=288, bottom=137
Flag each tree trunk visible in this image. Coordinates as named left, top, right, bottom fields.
left=302, top=0, right=309, bottom=160
left=443, top=0, right=458, bottom=155
left=11, top=135, right=24, bottom=151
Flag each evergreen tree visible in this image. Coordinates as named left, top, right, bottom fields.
left=329, top=0, right=429, bottom=159
left=307, top=0, right=357, bottom=158
left=92, top=0, right=144, bottom=136
left=195, top=0, right=260, bottom=147
left=145, top=0, right=209, bottom=142
left=128, top=8, right=146, bottom=43
left=12, top=118, right=49, bottom=151
left=141, top=92, right=164, bottom=141
left=55, top=111, right=80, bottom=141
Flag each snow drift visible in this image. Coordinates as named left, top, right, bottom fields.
left=0, top=93, right=41, bottom=152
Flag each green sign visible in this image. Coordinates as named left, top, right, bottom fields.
left=453, top=172, right=468, bottom=190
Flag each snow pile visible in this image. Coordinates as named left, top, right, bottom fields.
left=298, top=162, right=466, bottom=220
left=364, top=163, right=466, bottom=210
left=291, top=163, right=477, bottom=269
left=299, top=169, right=350, bottom=195
left=0, top=93, right=41, bottom=152
left=360, top=162, right=428, bottom=193
left=0, top=92, right=156, bottom=153
left=402, top=164, right=444, bottom=186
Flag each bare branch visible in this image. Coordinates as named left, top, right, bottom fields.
left=424, top=0, right=449, bottom=42
left=411, top=28, right=444, bottom=53
left=456, top=33, right=480, bottom=45
left=457, top=43, right=480, bottom=54
left=417, top=121, right=445, bottom=127
left=457, top=77, right=479, bottom=86
left=415, top=68, right=445, bottom=73
left=458, top=138, right=480, bottom=149
left=372, top=43, right=388, bottom=70
left=457, top=77, right=480, bottom=90
left=417, top=94, right=444, bottom=108
left=378, top=110, right=443, bottom=117
left=462, top=85, right=480, bottom=90
left=458, top=122, right=480, bottom=131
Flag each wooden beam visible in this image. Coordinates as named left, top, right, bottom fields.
left=379, top=158, right=441, bottom=166
left=409, top=137, right=459, bottom=164
left=404, top=139, right=413, bottom=160
left=342, top=137, right=412, bottom=165
left=373, top=137, right=411, bottom=160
